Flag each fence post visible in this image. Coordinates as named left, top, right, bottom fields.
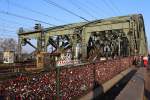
left=56, top=66, right=61, bottom=99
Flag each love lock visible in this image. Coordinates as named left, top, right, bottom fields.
left=80, top=84, right=87, bottom=91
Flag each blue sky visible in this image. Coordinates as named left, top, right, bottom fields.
left=0, top=0, right=150, bottom=52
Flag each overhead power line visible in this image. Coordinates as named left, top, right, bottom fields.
left=73, top=0, right=102, bottom=18
left=102, top=0, right=118, bottom=15
left=0, top=17, right=31, bottom=27
left=0, top=32, right=17, bottom=36
left=0, top=24, right=17, bottom=29
left=107, top=0, right=122, bottom=14
left=43, top=0, right=90, bottom=22
left=8, top=1, right=66, bottom=23
left=85, top=0, right=109, bottom=17
left=0, top=27, right=16, bottom=33
left=68, top=0, right=97, bottom=19
left=0, top=11, right=56, bottom=26
left=0, top=23, right=18, bottom=29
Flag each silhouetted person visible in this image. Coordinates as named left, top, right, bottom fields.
left=148, top=54, right=150, bottom=65
left=139, top=56, right=144, bottom=67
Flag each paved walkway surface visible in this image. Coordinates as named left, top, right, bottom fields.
left=144, top=67, right=150, bottom=100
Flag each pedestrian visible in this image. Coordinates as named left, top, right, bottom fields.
left=147, top=54, right=150, bottom=70
left=148, top=54, right=150, bottom=65
left=139, top=55, right=144, bottom=67
left=132, top=56, right=138, bottom=66
left=143, top=55, right=148, bottom=68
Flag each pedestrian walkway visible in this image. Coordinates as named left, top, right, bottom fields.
left=144, top=67, right=150, bottom=99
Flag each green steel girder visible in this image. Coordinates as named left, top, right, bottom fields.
left=18, top=14, right=148, bottom=61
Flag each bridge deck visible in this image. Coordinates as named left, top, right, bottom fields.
left=115, top=67, right=150, bottom=100
left=144, top=67, right=150, bottom=99
left=115, top=67, right=145, bottom=100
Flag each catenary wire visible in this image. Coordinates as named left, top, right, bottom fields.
left=67, top=0, right=97, bottom=19
left=0, top=10, right=56, bottom=26
left=8, top=1, right=66, bottom=23
left=43, top=0, right=90, bottom=22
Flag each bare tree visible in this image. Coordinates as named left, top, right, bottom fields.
left=0, top=38, right=17, bottom=51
